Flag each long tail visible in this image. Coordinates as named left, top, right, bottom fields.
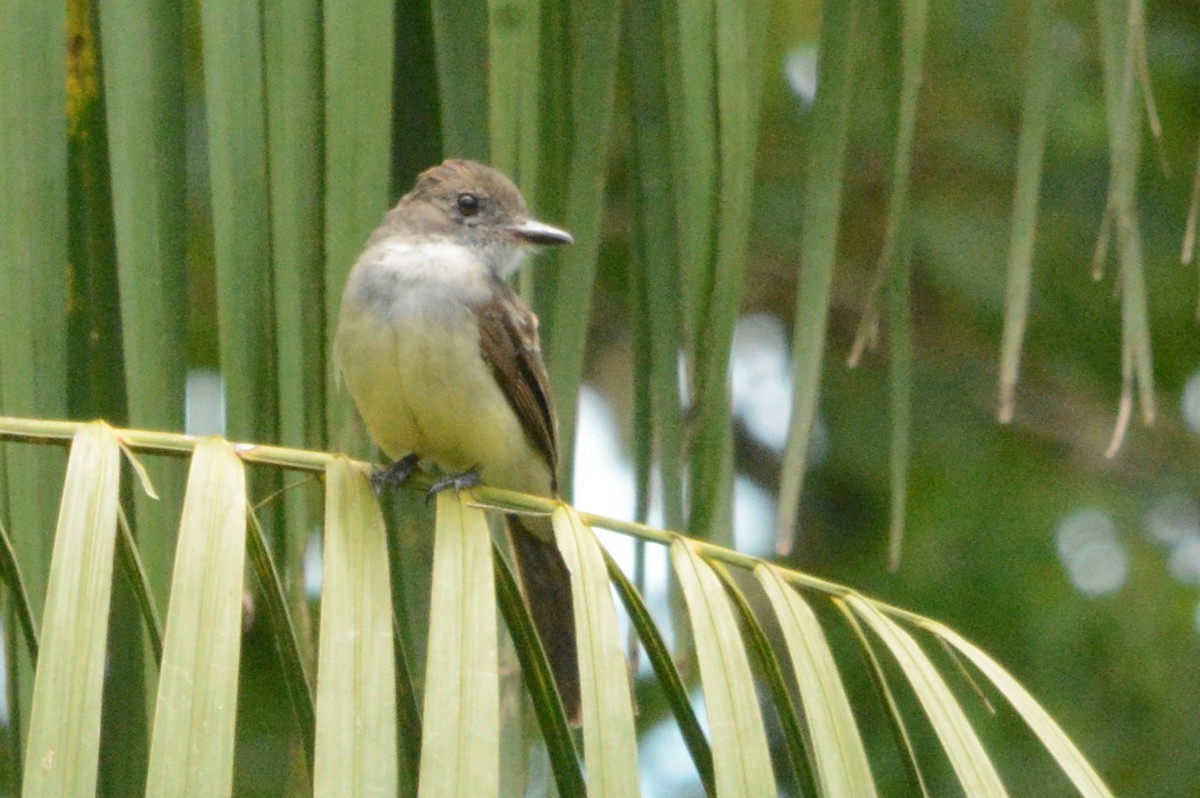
left=505, top=513, right=580, bottom=724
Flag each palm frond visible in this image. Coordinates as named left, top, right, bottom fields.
left=0, top=418, right=1115, bottom=797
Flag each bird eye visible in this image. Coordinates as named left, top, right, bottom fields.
left=456, top=192, right=480, bottom=216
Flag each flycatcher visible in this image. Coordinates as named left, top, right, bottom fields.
left=334, top=159, right=580, bottom=722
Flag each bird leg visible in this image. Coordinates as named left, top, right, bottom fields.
left=370, top=453, right=420, bottom=493
left=425, top=468, right=482, bottom=503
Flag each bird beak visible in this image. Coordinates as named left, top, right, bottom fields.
left=506, top=218, right=574, bottom=246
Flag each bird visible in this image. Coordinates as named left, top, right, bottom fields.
left=333, top=158, right=580, bottom=723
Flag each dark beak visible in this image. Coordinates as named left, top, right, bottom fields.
left=507, top=218, right=574, bottom=246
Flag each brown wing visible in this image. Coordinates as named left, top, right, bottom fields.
left=476, top=284, right=559, bottom=491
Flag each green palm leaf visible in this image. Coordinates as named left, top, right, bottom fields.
left=0, top=419, right=1118, bottom=796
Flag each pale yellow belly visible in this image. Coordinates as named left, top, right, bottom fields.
left=334, top=299, right=552, bottom=497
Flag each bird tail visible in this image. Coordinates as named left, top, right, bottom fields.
left=505, top=513, right=581, bottom=725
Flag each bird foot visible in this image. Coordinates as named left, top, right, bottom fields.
left=370, top=453, right=420, bottom=494
left=426, top=468, right=482, bottom=504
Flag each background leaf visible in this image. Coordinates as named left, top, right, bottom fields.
left=0, top=0, right=70, bottom=768
left=774, top=0, right=861, bottom=553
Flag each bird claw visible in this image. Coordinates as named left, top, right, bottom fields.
left=426, top=468, right=482, bottom=504
left=370, top=453, right=420, bottom=494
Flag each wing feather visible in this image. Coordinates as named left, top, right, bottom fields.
left=476, top=284, right=559, bottom=492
